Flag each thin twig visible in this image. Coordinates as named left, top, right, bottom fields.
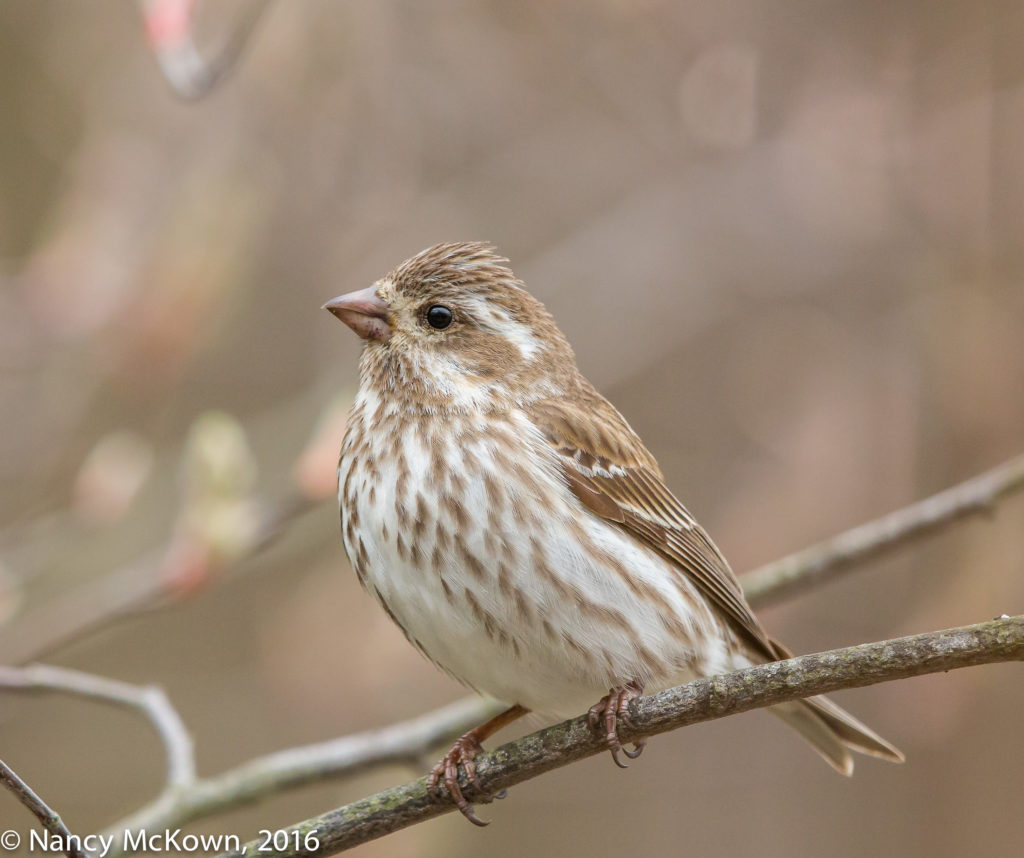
left=99, top=696, right=501, bottom=853
left=0, top=492, right=316, bottom=665
left=139, top=0, right=273, bottom=100
left=742, top=453, right=1024, bottom=606
left=212, top=615, right=1024, bottom=857
left=0, top=665, right=195, bottom=791
left=0, top=758, right=88, bottom=858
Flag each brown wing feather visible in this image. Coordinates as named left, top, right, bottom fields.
left=528, top=395, right=776, bottom=661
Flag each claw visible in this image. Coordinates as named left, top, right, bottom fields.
left=427, top=734, right=489, bottom=826
left=425, top=703, right=529, bottom=826
left=609, top=744, right=629, bottom=769
left=588, top=682, right=645, bottom=767
left=622, top=741, right=646, bottom=759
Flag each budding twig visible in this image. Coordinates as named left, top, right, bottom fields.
left=0, top=492, right=314, bottom=665
left=138, top=0, right=272, bottom=100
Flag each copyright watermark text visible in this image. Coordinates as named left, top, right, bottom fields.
left=1, top=828, right=320, bottom=856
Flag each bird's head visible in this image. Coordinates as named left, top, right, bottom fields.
left=324, top=242, right=577, bottom=411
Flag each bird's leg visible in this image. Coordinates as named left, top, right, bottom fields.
left=428, top=703, right=529, bottom=826
left=588, top=682, right=646, bottom=768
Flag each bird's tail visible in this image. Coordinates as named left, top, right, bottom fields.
left=771, top=695, right=904, bottom=775
left=762, top=637, right=903, bottom=774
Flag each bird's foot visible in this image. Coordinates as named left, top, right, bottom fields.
left=427, top=703, right=528, bottom=825
left=588, top=682, right=646, bottom=768
left=427, top=732, right=490, bottom=826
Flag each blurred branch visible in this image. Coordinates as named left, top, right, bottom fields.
left=99, top=696, right=501, bottom=854
left=139, top=0, right=272, bottom=100
left=1, top=399, right=352, bottom=664
left=0, top=758, right=87, bottom=858
left=0, top=665, right=195, bottom=792
left=0, top=492, right=316, bottom=665
left=8, top=450, right=1021, bottom=665
left=214, top=616, right=1024, bottom=856
left=742, top=453, right=1024, bottom=607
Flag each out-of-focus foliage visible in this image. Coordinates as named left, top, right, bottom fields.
left=1, top=2, right=1023, bottom=857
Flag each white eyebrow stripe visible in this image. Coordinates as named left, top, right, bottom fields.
left=460, top=295, right=541, bottom=362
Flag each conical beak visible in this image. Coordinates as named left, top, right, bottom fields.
left=322, top=286, right=391, bottom=342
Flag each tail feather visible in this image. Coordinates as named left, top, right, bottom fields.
left=772, top=700, right=854, bottom=775
left=804, top=695, right=905, bottom=761
left=764, top=636, right=903, bottom=773
left=771, top=696, right=904, bottom=775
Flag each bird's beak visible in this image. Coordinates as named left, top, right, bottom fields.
left=322, top=286, right=391, bottom=342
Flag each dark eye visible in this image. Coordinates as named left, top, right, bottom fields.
left=425, top=305, right=453, bottom=330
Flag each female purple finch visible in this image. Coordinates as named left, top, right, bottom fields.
left=324, top=242, right=902, bottom=824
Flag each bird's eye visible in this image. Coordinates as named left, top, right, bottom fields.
left=425, top=305, right=453, bottom=330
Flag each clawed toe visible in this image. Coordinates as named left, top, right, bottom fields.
left=588, top=682, right=645, bottom=767
left=426, top=704, right=528, bottom=826
left=427, top=734, right=490, bottom=826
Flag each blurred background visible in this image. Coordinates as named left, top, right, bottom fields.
left=2, top=1, right=1024, bottom=855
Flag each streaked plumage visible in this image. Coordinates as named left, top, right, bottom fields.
left=326, top=242, right=902, bottom=823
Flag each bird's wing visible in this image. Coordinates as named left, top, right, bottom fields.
left=527, top=395, right=776, bottom=660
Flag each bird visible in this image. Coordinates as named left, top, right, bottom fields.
left=323, top=241, right=903, bottom=825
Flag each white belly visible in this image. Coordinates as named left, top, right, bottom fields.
left=339, top=401, right=733, bottom=718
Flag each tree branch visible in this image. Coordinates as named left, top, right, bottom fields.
left=213, top=616, right=1024, bottom=857
left=4, top=457, right=1022, bottom=847
left=741, top=453, right=1024, bottom=606
left=98, top=696, right=501, bottom=853
left=0, top=759, right=88, bottom=858
left=0, top=665, right=195, bottom=793
left=0, top=665, right=500, bottom=854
